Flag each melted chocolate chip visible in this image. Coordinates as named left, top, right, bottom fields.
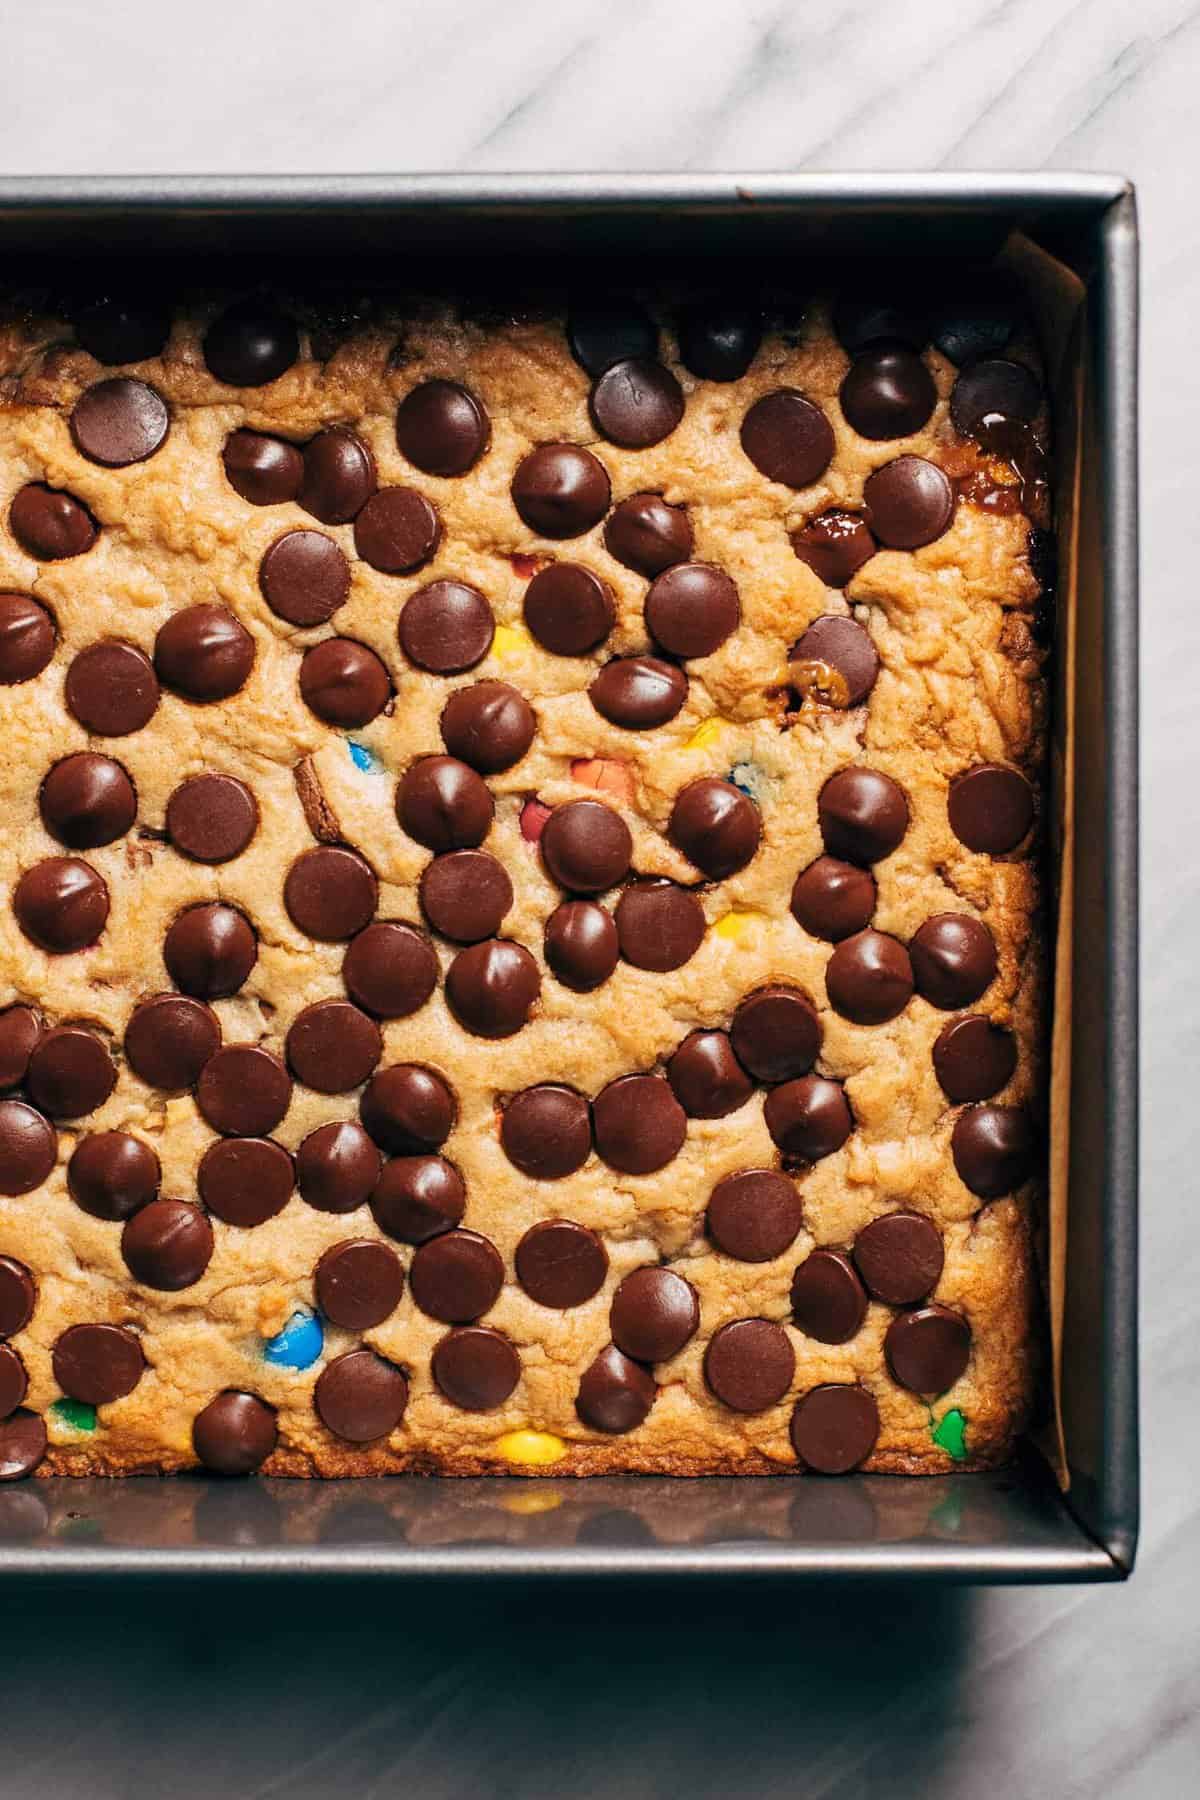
left=432, top=1326, right=520, bottom=1412
left=590, top=358, right=684, bottom=449
left=790, top=509, right=878, bottom=587
left=122, top=1198, right=213, bottom=1290
left=790, top=614, right=879, bottom=707
left=26, top=1025, right=115, bottom=1119
left=0, top=1409, right=47, bottom=1480
left=420, top=849, right=513, bottom=944
left=790, top=1384, right=879, bottom=1474
left=193, top=1391, right=277, bottom=1473
left=203, top=301, right=299, bottom=386
left=589, top=656, right=688, bottom=729
left=885, top=1303, right=971, bottom=1394
left=948, top=764, right=1035, bottom=855
left=0, top=593, right=55, bottom=684
left=853, top=1211, right=944, bottom=1305
left=840, top=346, right=936, bottom=440
left=611, top=1266, right=698, bottom=1362
left=933, top=1015, right=1017, bottom=1103
left=316, top=1238, right=405, bottom=1331
left=516, top=1219, right=608, bottom=1309
left=950, top=359, right=1042, bottom=436
left=166, top=773, right=258, bottom=864
left=576, top=1344, right=656, bottom=1434
left=863, top=456, right=955, bottom=549
left=53, top=1323, right=145, bottom=1405
left=0, top=1008, right=39, bottom=1091
left=410, top=1228, right=503, bottom=1323
left=343, top=920, right=438, bottom=1019
left=951, top=1105, right=1036, bottom=1198
left=10, top=484, right=98, bottom=559
left=0, top=1101, right=57, bottom=1196
left=790, top=856, right=876, bottom=943
left=677, top=303, right=761, bottom=381
left=397, top=755, right=494, bottom=852
left=0, top=1257, right=36, bottom=1337
left=299, top=636, right=391, bottom=727
left=355, top=486, right=442, bottom=575
left=299, top=427, right=377, bottom=524
left=196, top=1045, right=292, bottom=1137
left=315, top=1349, right=408, bottom=1443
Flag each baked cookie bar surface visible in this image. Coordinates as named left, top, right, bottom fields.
left=0, top=282, right=1046, bottom=1480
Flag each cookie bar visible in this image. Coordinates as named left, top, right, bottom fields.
left=0, top=279, right=1047, bottom=1480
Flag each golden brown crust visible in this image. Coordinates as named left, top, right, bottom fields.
left=0, top=291, right=1045, bottom=1480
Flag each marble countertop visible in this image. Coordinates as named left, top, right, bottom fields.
left=0, top=1, right=1190, bottom=1795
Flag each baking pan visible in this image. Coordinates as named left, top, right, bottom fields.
left=0, top=174, right=1138, bottom=1582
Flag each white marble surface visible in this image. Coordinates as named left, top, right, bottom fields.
left=0, top=2, right=1193, bottom=1794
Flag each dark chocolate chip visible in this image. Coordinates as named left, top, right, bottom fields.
left=196, top=1045, right=292, bottom=1137
left=65, top=641, right=159, bottom=736
left=909, top=913, right=997, bottom=1009
left=124, top=994, right=220, bottom=1091
left=360, top=1064, right=457, bottom=1155
left=154, top=604, right=255, bottom=701
left=885, top=1303, right=971, bottom=1394
left=40, top=754, right=136, bottom=849
left=396, top=378, right=490, bottom=477
left=122, top=1198, right=213, bottom=1290
left=863, top=456, right=955, bottom=549
left=52, top=1323, right=144, bottom=1405
left=399, top=579, right=494, bottom=673
left=410, top=1228, right=503, bottom=1323
left=441, top=680, right=535, bottom=773
left=26, top=1025, right=116, bottom=1118
left=299, top=636, right=391, bottom=727
left=950, top=359, right=1042, bottom=436
left=790, top=1250, right=867, bottom=1344
left=342, top=920, right=438, bottom=1019
left=790, top=614, right=879, bottom=706
left=933, top=1015, right=1017, bottom=1103
left=351, top=486, right=440, bottom=575
left=611, top=1266, right=698, bottom=1362
left=10, top=484, right=97, bottom=559
left=523, top=562, right=614, bottom=656
left=420, top=849, right=513, bottom=944
left=285, top=999, right=382, bottom=1094
left=818, top=766, right=909, bottom=864
left=370, top=1153, right=465, bottom=1243
left=70, top=377, right=168, bottom=466
left=576, top=1344, right=656, bottom=1434
left=929, top=286, right=1019, bottom=366
left=590, top=358, right=684, bottom=449
left=615, top=879, right=706, bottom=972
left=948, top=764, right=1035, bottom=855
left=592, top=1073, right=686, bottom=1175
left=826, top=928, right=913, bottom=1025
left=833, top=295, right=927, bottom=354
left=203, top=301, right=299, bottom=386
left=316, top=1238, right=405, bottom=1331
left=222, top=429, right=304, bottom=505
left=314, top=1349, right=408, bottom=1442
left=198, top=1136, right=294, bottom=1228
left=193, top=1391, right=277, bottom=1473
left=0, top=1007, right=39, bottom=1091
left=677, top=303, right=761, bottom=381
left=589, top=655, right=688, bottom=729
left=730, top=985, right=821, bottom=1084
left=741, top=389, right=835, bottom=488
left=840, top=347, right=936, bottom=440
left=667, top=1030, right=753, bottom=1119
left=296, top=1121, right=381, bottom=1215
left=704, top=1318, right=795, bottom=1413
left=544, top=899, right=619, bottom=991
left=707, top=1169, right=803, bottom=1263
left=299, top=427, right=377, bottom=524
left=790, top=856, right=876, bottom=943
left=541, top=798, right=632, bottom=893
left=951, top=1105, right=1036, bottom=1198
left=854, top=1211, right=944, bottom=1305
left=432, top=1326, right=520, bottom=1412
left=511, top=444, right=610, bottom=539
left=604, top=493, right=693, bottom=577
left=763, top=1075, right=853, bottom=1162
left=0, top=1101, right=56, bottom=1196
left=501, top=1084, right=591, bottom=1179
left=166, top=773, right=257, bottom=864
left=284, top=845, right=378, bottom=940
left=567, top=302, right=657, bottom=376
left=13, top=856, right=109, bottom=954
left=259, top=529, right=350, bottom=627
left=0, top=593, right=55, bottom=683
left=790, top=1384, right=879, bottom=1474
left=0, top=1410, right=46, bottom=1480
left=645, top=561, right=740, bottom=659
left=68, top=1131, right=159, bottom=1221
left=446, top=938, right=540, bottom=1039
left=790, top=509, right=878, bottom=587
left=516, top=1218, right=608, bottom=1310
left=0, top=1258, right=35, bottom=1338
left=164, top=903, right=257, bottom=999
left=668, top=777, right=760, bottom=878
left=75, top=297, right=170, bottom=365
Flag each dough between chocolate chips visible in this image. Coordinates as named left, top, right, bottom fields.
left=0, top=288, right=1045, bottom=1478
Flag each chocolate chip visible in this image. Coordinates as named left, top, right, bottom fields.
left=929, top=285, right=1019, bottom=366
left=677, top=303, right=761, bottom=381
left=544, top=899, right=619, bottom=991
left=826, top=929, right=913, bottom=1025
left=790, top=509, right=878, bottom=587
left=541, top=798, right=632, bottom=893
left=296, top=1121, right=381, bottom=1215
left=68, top=1131, right=159, bottom=1221
left=707, top=1169, right=802, bottom=1262
left=10, top=484, right=97, bottom=559
left=950, top=358, right=1042, bottom=436
left=222, top=429, right=304, bottom=505
left=790, top=1250, right=867, bottom=1343
left=590, top=358, right=684, bottom=449
left=644, top=562, right=740, bottom=659
left=741, top=389, right=835, bottom=488
left=840, top=347, right=936, bottom=440
left=122, top=1198, right=213, bottom=1290
left=948, top=764, right=1035, bottom=855
left=316, top=1238, right=405, bottom=1331
left=0, top=1410, right=46, bottom=1479
left=52, top=1323, right=144, bottom=1406
left=614, top=880, right=706, bottom=972
left=154, top=604, right=255, bottom=701
left=791, top=614, right=879, bottom=706
left=197, top=1045, right=291, bottom=1137
left=193, top=1391, right=277, bottom=1473
left=501, top=1084, right=591, bottom=1179
left=790, top=1384, right=879, bottom=1474
left=125, top=994, right=220, bottom=1090
left=909, top=913, right=997, bottom=1009
left=40, top=754, right=136, bottom=849
left=260, top=529, right=350, bottom=627
left=419, top=849, right=513, bottom=944
left=704, top=1318, right=795, bottom=1413
left=885, top=1303, right=971, bottom=1394
left=75, top=297, right=170, bottom=365
left=0, top=1344, right=27, bottom=1418
left=370, top=1154, right=465, bottom=1243
left=567, top=302, right=657, bottom=376
left=446, top=938, right=540, bottom=1039
left=0, top=1258, right=35, bottom=1339
left=285, top=845, right=378, bottom=940
left=0, top=1100, right=55, bottom=1195
left=611, top=1266, right=698, bottom=1362
left=516, top=1219, right=608, bottom=1309
left=432, top=1326, right=520, bottom=1411
left=576, top=1344, right=656, bottom=1433
left=198, top=1136, right=294, bottom=1228
left=26, top=1025, right=116, bottom=1118
left=315, top=1349, right=408, bottom=1442
left=440, top=680, right=535, bottom=773
left=951, top=1104, right=1036, bottom=1198
left=395, top=378, right=490, bottom=476
left=818, top=766, right=909, bottom=865
left=165, top=773, right=258, bottom=865
left=854, top=1211, right=944, bottom=1305
left=285, top=999, right=382, bottom=1094
left=589, top=656, right=688, bottom=732
left=298, top=636, right=391, bottom=728
left=730, top=986, right=821, bottom=1084
left=399, top=579, right=494, bottom=672
left=593, top=1073, right=686, bottom=1175
left=354, top=486, right=441, bottom=575
left=764, top=1075, right=853, bottom=1162
left=164, top=902, right=257, bottom=998
left=603, top=493, right=693, bottom=577
left=0, top=593, right=55, bottom=683
left=410, top=1228, right=503, bottom=1323
left=299, top=427, right=377, bottom=524
left=669, top=778, right=761, bottom=879
left=342, top=920, right=438, bottom=1019
left=65, top=640, right=159, bottom=737
left=70, top=377, right=169, bottom=466
left=0, top=1008, right=39, bottom=1092
left=14, top=856, right=109, bottom=955
left=523, top=562, right=614, bottom=656
left=203, top=301, right=299, bottom=386
left=833, top=294, right=927, bottom=354
left=360, top=1064, right=457, bottom=1154
left=933, top=1015, right=1017, bottom=1103
left=863, top=456, right=955, bottom=549
left=511, top=444, right=610, bottom=538
left=667, top=1030, right=753, bottom=1119
left=789, top=860, right=876, bottom=959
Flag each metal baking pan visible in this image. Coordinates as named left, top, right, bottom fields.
left=0, top=174, right=1138, bottom=1582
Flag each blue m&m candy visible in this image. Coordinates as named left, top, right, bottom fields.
left=347, top=740, right=379, bottom=774
left=728, top=761, right=766, bottom=802
left=263, top=1308, right=324, bottom=1371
